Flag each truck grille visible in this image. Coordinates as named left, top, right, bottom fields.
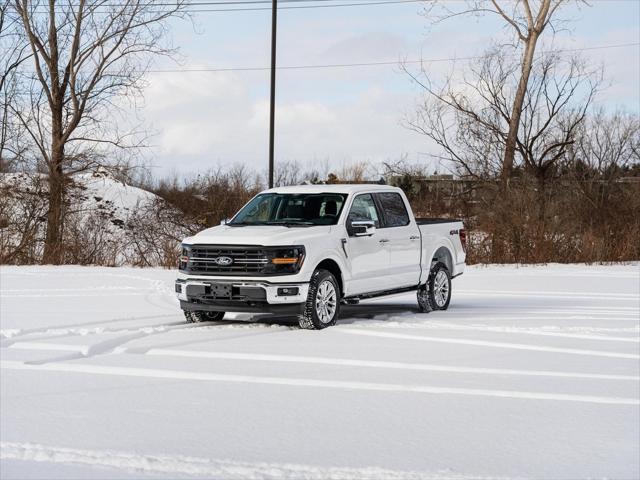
left=183, top=245, right=269, bottom=275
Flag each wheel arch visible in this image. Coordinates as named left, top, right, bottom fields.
left=315, top=258, right=344, bottom=296
left=427, top=244, right=454, bottom=274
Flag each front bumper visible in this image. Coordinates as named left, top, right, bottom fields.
left=175, top=278, right=308, bottom=314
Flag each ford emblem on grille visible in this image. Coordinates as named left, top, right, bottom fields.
left=214, top=256, right=234, bottom=266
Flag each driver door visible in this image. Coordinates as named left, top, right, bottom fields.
left=344, top=193, right=390, bottom=295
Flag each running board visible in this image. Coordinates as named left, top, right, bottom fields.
left=344, top=284, right=419, bottom=302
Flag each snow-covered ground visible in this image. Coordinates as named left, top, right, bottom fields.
left=1, top=264, right=638, bottom=479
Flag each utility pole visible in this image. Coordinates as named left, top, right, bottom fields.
left=268, top=0, right=277, bottom=188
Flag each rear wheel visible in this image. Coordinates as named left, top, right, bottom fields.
left=298, top=269, right=341, bottom=329
left=184, top=311, right=225, bottom=323
left=417, top=262, right=451, bottom=312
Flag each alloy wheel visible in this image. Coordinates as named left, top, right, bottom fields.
left=433, top=270, right=449, bottom=308
left=315, top=280, right=337, bottom=324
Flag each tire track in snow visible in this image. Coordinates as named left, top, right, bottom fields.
left=0, top=321, right=187, bottom=349
left=1, top=286, right=153, bottom=293
left=1, top=361, right=638, bottom=405
left=0, top=311, right=285, bottom=347
left=437, top=308, right=639, bottom=318
left=368, top=319, right=640, bottom=334
left=0, top=314, right=181, bottom=341
left=463, top=306, right=639, bottom=312
left=5, top=322, right=295, bottom=364
left=142, top=349, right=639, bottom=381
left=448, top=305, right=640, bottom=320
left=462, top=269, right=639, bottom=279
left=368, top=314, right=640, bottom=322
left=7, top=322, right=229, bottom=364
left=357, top=321, right=639, bottom=342
left=455, top=290, right=637, bottom=300
left=338, top=329, right=640, bottom=359
left=0, top=442, right=501, bottom=480
left=1, top=292, right=163, bottom=298
left=5, top=344, right=637, bottom=381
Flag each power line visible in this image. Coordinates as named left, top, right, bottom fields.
left=39, top=0, right=640, bottom=14
left=146, top=42, right=640, bottom=73
left=183, top=0, right=424, bottom=11
left=42, top=0, right=426, bottom=13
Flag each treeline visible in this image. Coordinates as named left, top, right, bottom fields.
left=142, top=110, right=639, bottom=265
left=1, top=126, right=637, bottom=267
left=132, top=102, right=639, bottom=265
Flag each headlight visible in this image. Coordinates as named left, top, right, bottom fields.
left=178, top=244, right=191, bottom=270
left=264, top=246, right=305, bottom=274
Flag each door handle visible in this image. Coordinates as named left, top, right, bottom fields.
left=409, top=235, right=419, bottom=240
left=379, top=239, right=389, bottom=243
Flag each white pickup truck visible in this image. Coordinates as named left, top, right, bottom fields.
left=176, top=184, right=466, bottom=329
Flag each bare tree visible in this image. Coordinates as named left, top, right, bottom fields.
left=406, top=47, right=600, bottom=260
left=570, top=108, right=640, bottom=213
left=406, top=49, right=599, bottom=184
left=0, top=3, right=30, bottom=170
left=425, top=0, right=583, bottom=189
left=274, top=160, right=302, bottom=187
left=518, top=54, right=599, bottom=181
left=574, top=109, right=639, bottom=177
left=11, top=0, right=186, bottom=264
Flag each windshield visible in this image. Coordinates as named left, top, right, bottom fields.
left=229, top=193, right=347, bottom=226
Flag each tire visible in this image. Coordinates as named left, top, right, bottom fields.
left=184, top=310, right=225, bottom=323
left=416, top=284, right=432, bottom=313
left=417, top=262, right=451, bottom=312
left=298, top=269, right=341, bottom=330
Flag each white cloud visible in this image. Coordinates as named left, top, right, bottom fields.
left=141, top=64, right=434, bottom=176
left=138, top=2, right=639, bottom=177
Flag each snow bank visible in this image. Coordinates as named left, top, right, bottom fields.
left=0, top=170, right=188, bottom=266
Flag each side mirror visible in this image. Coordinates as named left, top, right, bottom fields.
left=349, top=220, right=376, bottom=237
left=220, top=218, right=229, bottom=225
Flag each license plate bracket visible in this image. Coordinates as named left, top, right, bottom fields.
left=208, top=283, right=232, bottom=298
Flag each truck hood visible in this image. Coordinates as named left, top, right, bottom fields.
left=182, top=224, right=334, bottom=246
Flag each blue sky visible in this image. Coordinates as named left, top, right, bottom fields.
left=141, top=0, right=640, bottom=177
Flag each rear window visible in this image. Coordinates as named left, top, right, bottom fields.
left=376, top=192, right=410, bottom=228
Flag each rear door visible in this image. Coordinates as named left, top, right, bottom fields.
left=374, top=192, right=421, bottom=288
left=344, top=193, right=390, bottom=295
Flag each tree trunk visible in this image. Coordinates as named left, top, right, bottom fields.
left=500, top=31, right=540, bottom=191
left=42, top=143, right=64, bottom=264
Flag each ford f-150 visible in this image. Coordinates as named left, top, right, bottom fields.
left=176, top=184, right=466, bottom=329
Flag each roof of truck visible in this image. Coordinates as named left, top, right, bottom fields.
left=264, top=184, right=401, bottom=194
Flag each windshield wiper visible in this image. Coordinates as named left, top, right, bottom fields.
left=227, top=221, right=314, bottom=227
left=228, top=221, right=277, bottom=227
left=268, top=221, right=315, bottom=227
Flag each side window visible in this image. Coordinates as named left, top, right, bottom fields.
left=376, top=192, right=410, bottom=228
left=347, top=194, right=380, bottom=227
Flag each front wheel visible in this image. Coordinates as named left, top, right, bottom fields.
left=184, top=311, right=225, bottom=323
left=417, top=262, right=451, bottom=312
left=298, top=269, right=341, bottom=330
